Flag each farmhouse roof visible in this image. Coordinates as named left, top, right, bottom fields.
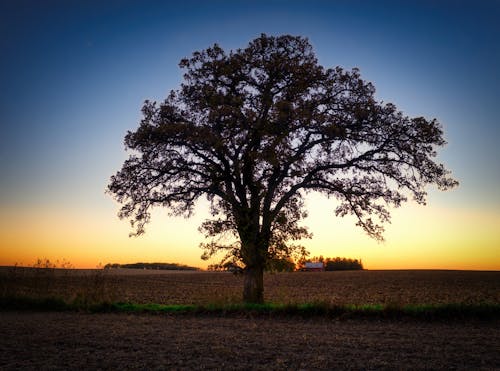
left=305, top=262, right=324, bottom=269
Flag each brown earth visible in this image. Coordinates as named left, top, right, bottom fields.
left=1, top=270, right=499, bottom=369
left=2, top=268, right=499, bottom=305
left=1, top=311, right=498, bottom=370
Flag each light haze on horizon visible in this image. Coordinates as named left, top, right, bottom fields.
left=1, top=1, right=499, bottom=270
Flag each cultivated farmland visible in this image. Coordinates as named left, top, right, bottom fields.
left=1, top=269, right=499, bottom=370
left=2, top=268, right=499, bottom=306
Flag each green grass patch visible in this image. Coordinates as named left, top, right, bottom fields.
left=1, top=295, right=499, bottom=320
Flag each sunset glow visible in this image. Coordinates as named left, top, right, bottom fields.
left=1, top=1, right=499, bottom=270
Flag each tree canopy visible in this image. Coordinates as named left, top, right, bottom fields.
left=108, top=34, right=457, bottom=302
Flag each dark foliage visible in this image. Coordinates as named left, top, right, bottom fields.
left=208, top=257, right=295, bottom=273
left=325, top=257, right=364, bottom=271
left=266, top=257, right=297, bottom=272
left=104, top=262, right=200, bottom=271
left=300, top=256, right=364, bottom=271
left=108, top=34, right=457, bottom=302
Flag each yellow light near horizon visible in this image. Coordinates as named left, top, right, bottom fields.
left=0, top=203, right=206, bottom=268
left=1, top=195, right=499, bottom=270
left=302, top=193, right=500, bottom=270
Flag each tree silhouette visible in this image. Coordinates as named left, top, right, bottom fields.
left=108, top=34, right=457, bottom=303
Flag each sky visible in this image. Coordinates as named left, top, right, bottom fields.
left=1, top=0, right=499, bottom=270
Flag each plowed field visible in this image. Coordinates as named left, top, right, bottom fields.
left=2, top=269, right=499, bottom=370
left=3, top=268, right=499, bottom=305
left=1, top=312, right=498, bottom=370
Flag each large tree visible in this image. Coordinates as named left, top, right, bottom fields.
left=108, top=34, right=457, bottom=303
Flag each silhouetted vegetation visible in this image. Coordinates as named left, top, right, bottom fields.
left=108, top=34, right=457, bottom=303
left=208, top=257, right=296, bottom=273
left=0, top=259, right=114, bottom=307
left=104, top=262, right=200, bottom=271
left=325, top=257, right=363, bottom=271
left=299, top=256, right=364, bottom=270
left=207, top=262, right=243, bottom=273
left=266, top=257, right=297, bottom=272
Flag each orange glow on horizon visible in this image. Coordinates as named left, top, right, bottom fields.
left=1, top=196, right=499, bottom=271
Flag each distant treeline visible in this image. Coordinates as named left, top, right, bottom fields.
left=207, top=258, right=297, bottom=273
left=104, top=262, right=200, bottom=271
left=302, top=256, right=364, bottom=271
left=209, top=256, right=364, bottom=273
left=324, top=257, right=364, bottom=271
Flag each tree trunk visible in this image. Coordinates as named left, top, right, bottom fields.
left=243, top=265, right=264, bottom=304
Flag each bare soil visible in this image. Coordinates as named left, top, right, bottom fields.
left=1, top=311, right=498, bottom=370
left=1, top=270, right=499, bottom=369
left=2, top=268, right=498, bottom=305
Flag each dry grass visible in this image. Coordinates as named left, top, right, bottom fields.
left=1, top=267, right=498, bottom=306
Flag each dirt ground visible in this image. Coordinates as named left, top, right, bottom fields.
left=1, top=312, right=498, bottom=370
left=3, top=268, right=499, bottom=305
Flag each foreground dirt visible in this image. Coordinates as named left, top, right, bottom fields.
left=1, top=312, right=498, bottom=370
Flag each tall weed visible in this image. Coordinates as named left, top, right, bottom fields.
left=0, top=259, right=115, bottom=308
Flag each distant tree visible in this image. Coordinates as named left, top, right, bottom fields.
left=104, top=262, right=199, bottom=271
left=221, top=261, right=244, bottom=274
left=310, top=255, right=325, bottom=263
left=108, top=34, right=457, bottom=303
left=266, top=257, right=296, bottom=272
left=324, top=257, right=364, bottom=271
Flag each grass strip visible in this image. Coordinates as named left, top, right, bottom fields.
left=1, top=296, right=499, bottom=320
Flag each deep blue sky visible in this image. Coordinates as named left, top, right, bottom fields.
left=1, top=0, right=499, bottom=267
